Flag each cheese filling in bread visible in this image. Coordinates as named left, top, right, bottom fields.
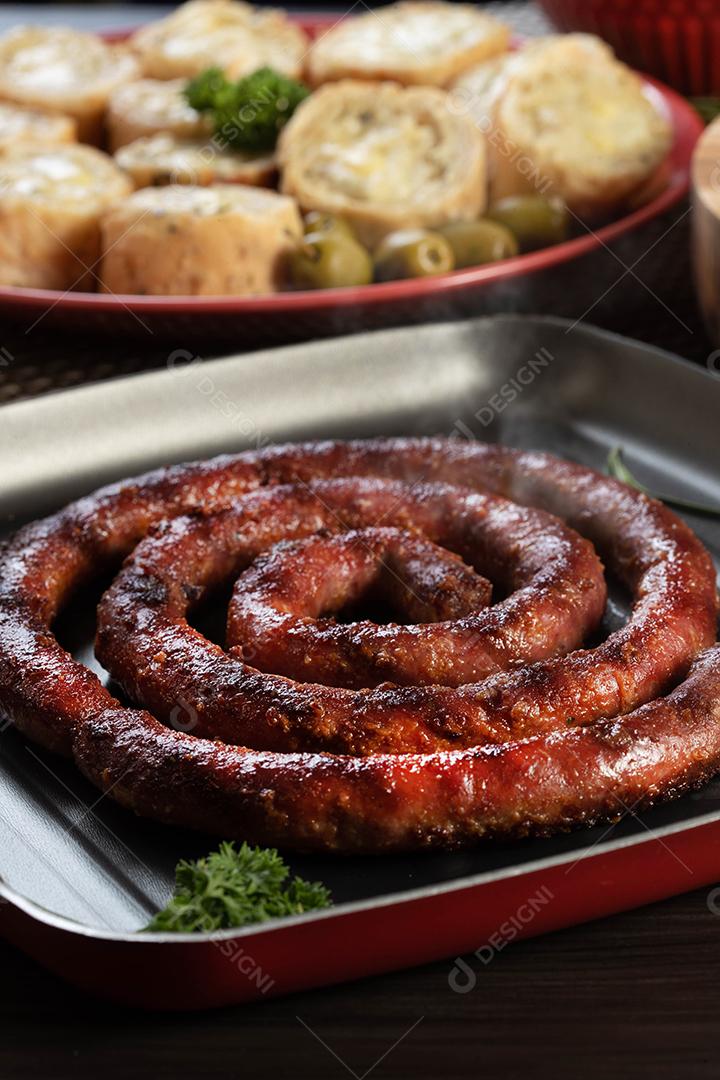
left=0, top=145, right=132, bottom=290
left=0, top=100, right=76, bottom=153
left=451, top=36, right=616, bottom=133
left=115, top=133, right=275, bottom=189
left=307, top=1, right=509, bottom=88
left=107, top=78, right=210, bottom=152
left=278, top=80, right=486, bottom=246
left=0, top=26, right=139, bottom=143
left=453, top=35, right=671, bottom=217
left=131, top=0, right=309, bottom=81
left=99, top=183, right=302, bottom=296
left=307, top=112, right=444, bottom=204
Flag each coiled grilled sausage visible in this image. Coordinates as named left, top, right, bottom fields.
left=0, top=438, right=716, bottom=852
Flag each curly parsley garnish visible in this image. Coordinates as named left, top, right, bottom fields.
left=185, top=66, right=310, bottom=152
left=145, top=842, right=332, bottom=933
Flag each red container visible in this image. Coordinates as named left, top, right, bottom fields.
left=541, top=0, right=720, bottom=95
left=2, top=316, right=720, bottom=1010
left=0, top=18, right=704, bottom=345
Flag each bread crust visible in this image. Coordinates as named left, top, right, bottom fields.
left=0, top=26, right=138, bottom=143
left=107, top=78, right=210, bottom=152
left=0, top=100, right=76, bottom=153
left=278, top=79, right=486, bottom=247
left=307, top=1, right=509, bottom=88
left=99, top=183, right=302, bottom=295
left=115, top=133, right=275, bottom=189
left=131, top=0, right=308, bottom=81
left=454, top=35, right=671, bottom=217
left=0, top=145, right=132, bottom=290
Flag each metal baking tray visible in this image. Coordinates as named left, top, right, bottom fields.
left=2, top=314, right=720, bottom=1010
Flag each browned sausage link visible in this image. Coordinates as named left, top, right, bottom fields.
left=94, top=479, right=608, bottom=753
left=226, top=526, right=495, bottom=686
left=0, top=438, right=716, bottom=852
left=92, top=459, right=713, bottom=751
left=74, top=646, right=720, bottom=853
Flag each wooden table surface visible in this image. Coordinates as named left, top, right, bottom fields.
left=1, top=4, right=720, bottom=1078
left=2, top=884, right=719, bottom=1079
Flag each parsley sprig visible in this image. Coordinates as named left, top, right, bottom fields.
left=185, top=66, right=309, bottom=152
left=145, top=842, right=332, bottom=933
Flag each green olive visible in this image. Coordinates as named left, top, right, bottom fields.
left=288, top=230, right=373, bottom=289
left=438, top=220, right=518, bottom=267
left=373, top=229, right=455, bottom=281
left=486, top=195, right=569, bottom=252
left=303, top=211, right=357, bottom=240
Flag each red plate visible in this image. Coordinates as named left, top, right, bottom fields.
left=0, top=18, right=705, bottom=345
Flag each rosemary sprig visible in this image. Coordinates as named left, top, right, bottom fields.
left=690, top=96, right=720, bottom=125
left=607, top=447, right=720, bottom=517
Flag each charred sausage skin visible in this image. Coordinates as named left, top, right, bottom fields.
left=0, top=437, right=717, bottom=852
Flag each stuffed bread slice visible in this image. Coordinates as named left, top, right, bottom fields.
left=278, top=79, right=487, bottom=248
left=307, top=1, right=509, bottom=88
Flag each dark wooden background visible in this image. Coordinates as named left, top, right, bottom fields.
left=1, top=5, right=719, bottom=1077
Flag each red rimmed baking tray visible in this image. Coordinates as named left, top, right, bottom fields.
left=2, top=314, right=720, bottom=1010
left=0, top=15, right=704, bottom=344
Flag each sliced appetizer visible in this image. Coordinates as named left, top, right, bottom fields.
left=457, top=35, right=671, bottom=216
left=307, top=1, right=509, bottom=88
left=451, top=35, right=614, bottom=134
left=278, top=80, right=486, bottom=248
left=0, top=145, right=132, bottom=290
left=115, top=133, right=275, bottom=188
left=0, top=26, right=139, bottom=143
left=107, top=78, right=210, bottom=152
left=99, top=183, right=302, bottom=295
left=130, top=0, right=308, bottom=81
left=0, top=100, right=76, bottom=154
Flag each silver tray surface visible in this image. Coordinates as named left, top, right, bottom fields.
left=1, top=314, right=719, bottom=952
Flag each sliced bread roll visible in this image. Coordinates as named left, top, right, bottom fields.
left=454, top=35, right=671, bottom=217
left=307, top=1, right=509, bottom=88
left=131, top=0, right=308, bottom=81
left=115, top=133, right=275, bottom=188
left=99, top=184, right=302, bottom=296
left=0, top=145, right=132, bottom=290
left=0, top=26, right=139, bottom=143
left=451, top=36, right=615, bottom=135
left=278, top=80, right=486, bottom=247
left=107, top=78, right=210, bottom=152
left=0, top=101, right=76, bottom=154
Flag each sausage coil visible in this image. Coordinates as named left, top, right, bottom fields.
left=0, top=437, right=717, bottom=852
